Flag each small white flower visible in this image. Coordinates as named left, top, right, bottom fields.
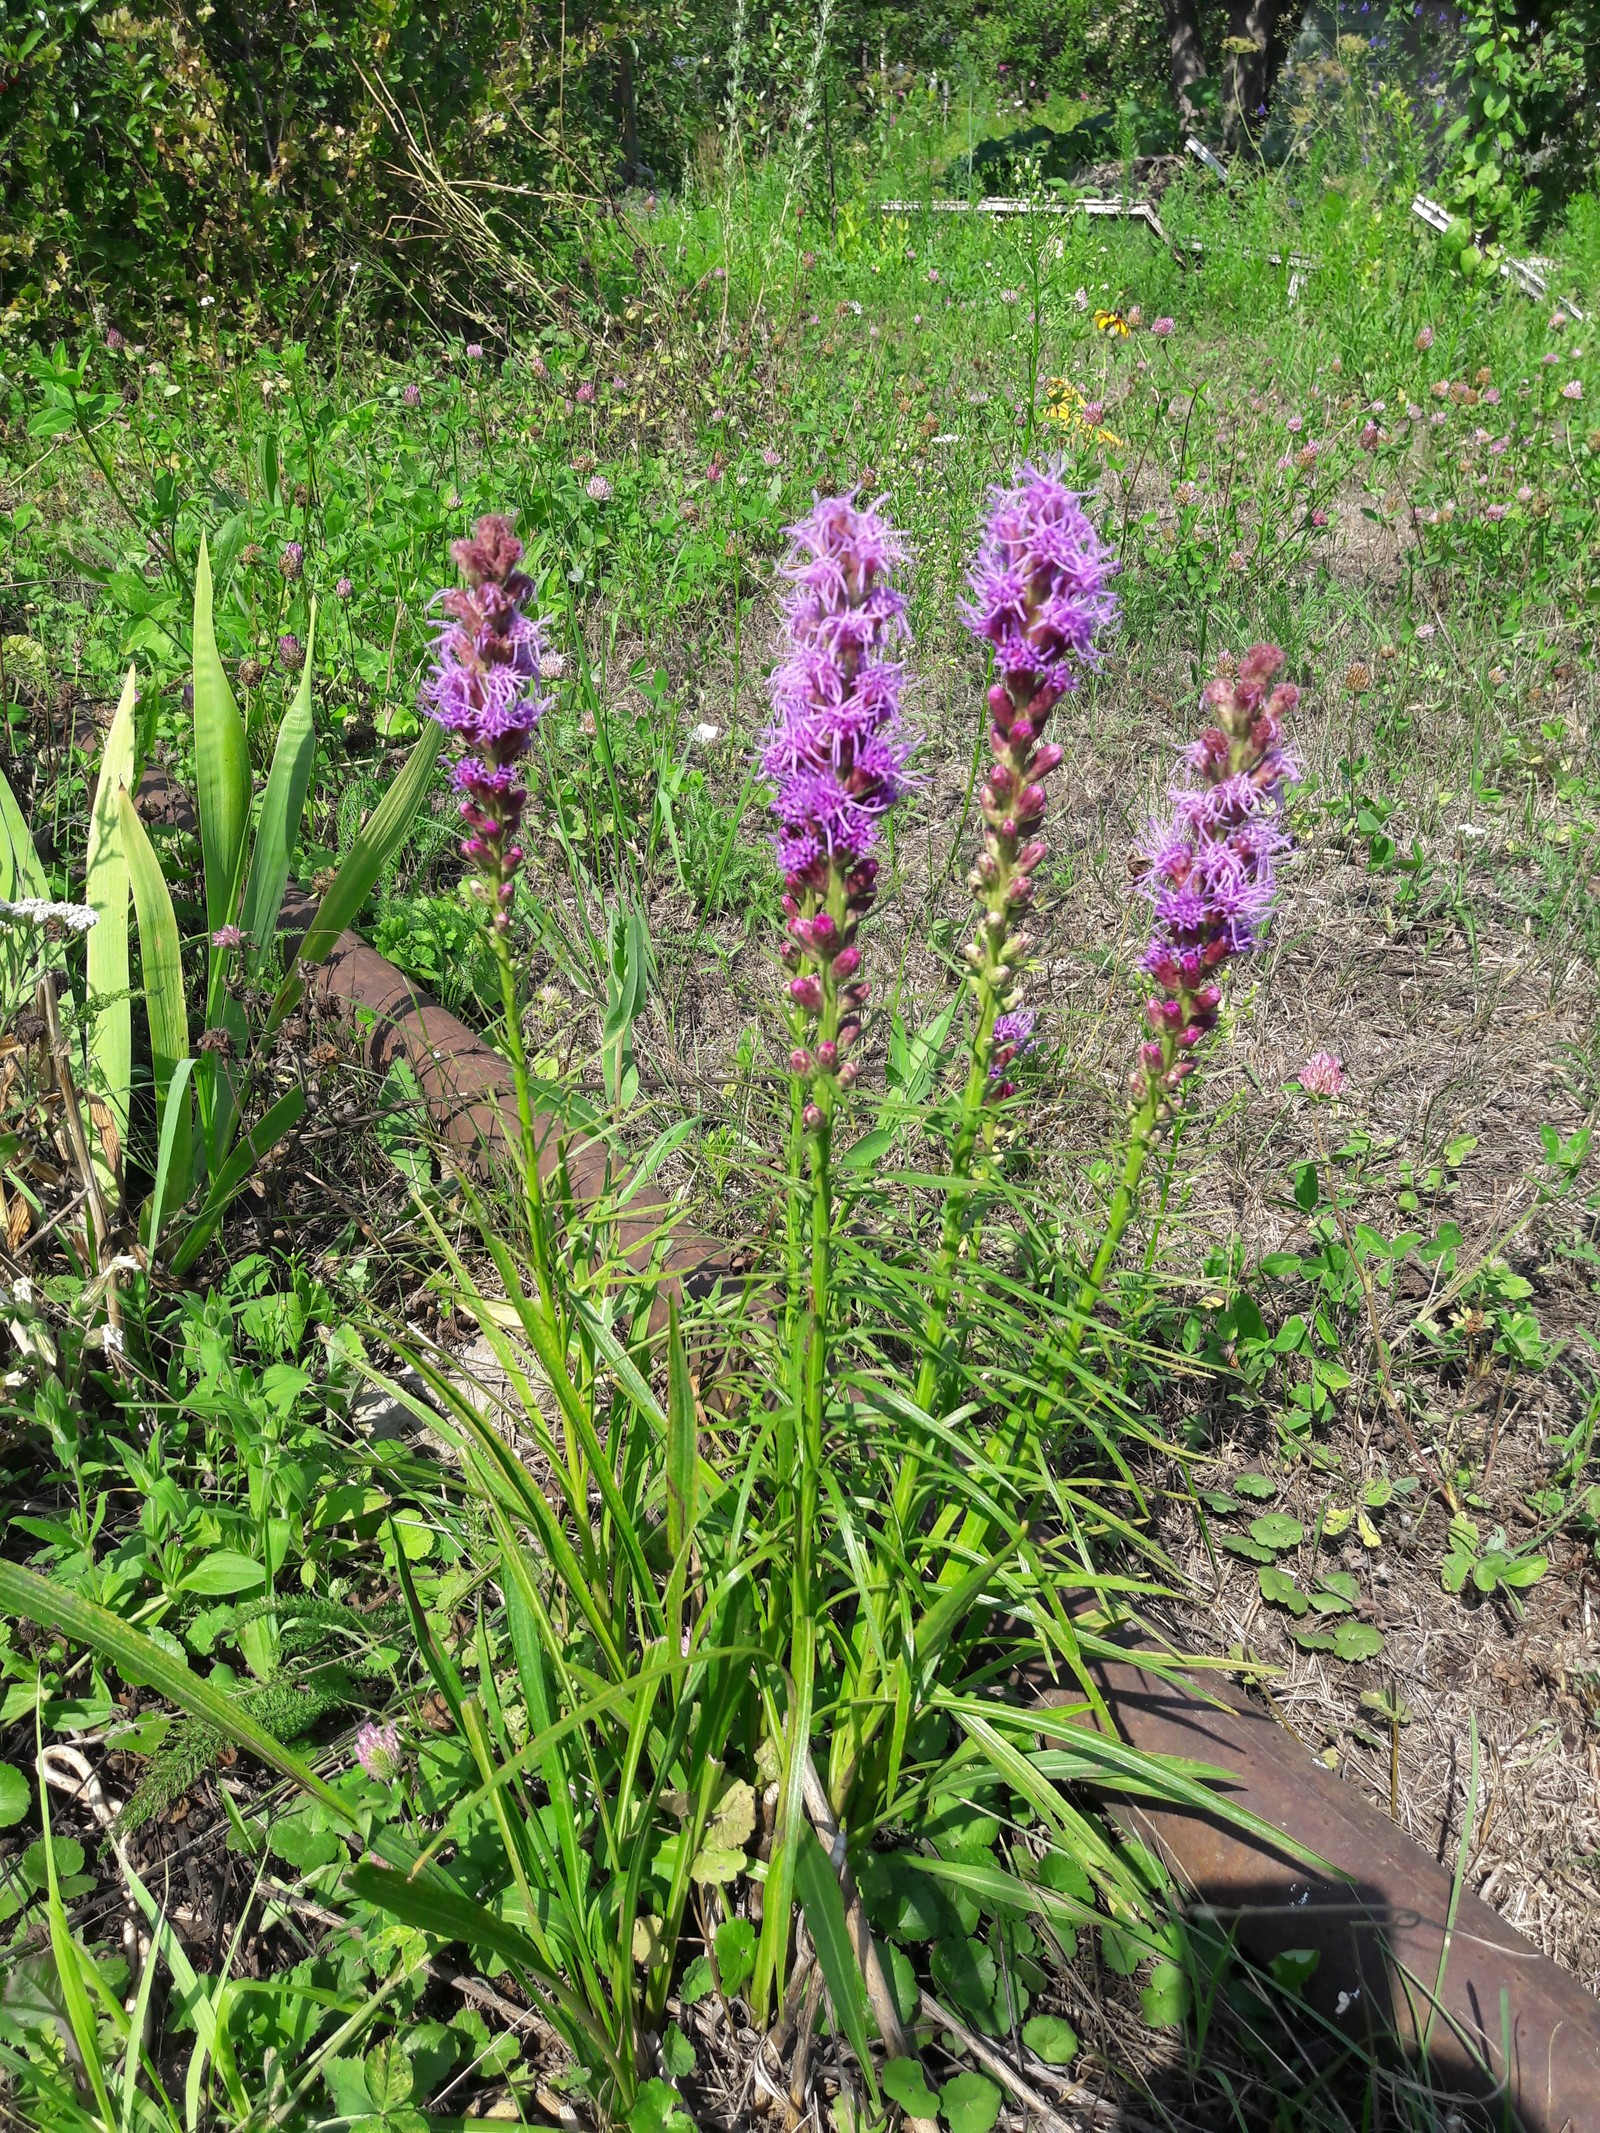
left=11, top=1278, right=34, bottom=1308
left=692, top=722, right=721, bottom=745
left=99, top=1323, right=125, bottom=1356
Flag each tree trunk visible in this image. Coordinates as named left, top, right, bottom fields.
left=1222, top=0, right=1286, bottom=147
left=1160, top=0, right=1209, bottom=125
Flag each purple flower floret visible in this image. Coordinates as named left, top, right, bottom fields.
left=422, top=513, right=552, bottom=931
left=988, top=1006, right=1038, bottom=1098
left=763, top=492, right=914, bottom=1115
left=1132, top=643, right=1299, bottom=1108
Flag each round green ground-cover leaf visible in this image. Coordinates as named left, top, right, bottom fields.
left=1250, top=1514, right=1305, bottom=1550
left=1293, top=1620, right=1384, bottom=1661
left=941, top=2071, right=1002, bottom=2133
left=883, top=2058, right=940, bottom=2118
left=0, top=1764, right=30, bottom=1828
left=678, top=1957, right=714, bottom=2006
left=1140, top=1959, right=1190, bottom=2028
left=715, top=1915, right=757, bottom=1995
left=1219, top=1536, right=1276, bottom=1564
left=1021, top=2014, right=1078, bottom=2064
left=1332, top=1621, right=1385, bottom=1661
left=1258, top=1565, right=1309, bottom=1614
left=1234, top=1473, right=1278, bottom=1500
left=629, top=2078, right=696, bottom=2133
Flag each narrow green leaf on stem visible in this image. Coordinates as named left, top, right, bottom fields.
left=0, top=769, right=48, bottom=901
left=118, top=789, right=188, bottom=1101
left=192, top=538, right=251, bottom=942
left=794, top=1820, right=879, bottom=2101
left=84, top=664, right=139, bottom=1193
left=241, top=601, right=318, bottom=982
left=267, top=719, right=442, bottom=1032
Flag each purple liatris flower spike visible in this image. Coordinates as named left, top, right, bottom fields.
left=763, top=492, right=914, bottom=1113
left=1131, top=644, right=1299, bottom=1111
left=422, top=514, right=552, bottom=931
left=959, top=462, right=1117, bottom=1063
left=354, top=1719, right=404, bottom=1783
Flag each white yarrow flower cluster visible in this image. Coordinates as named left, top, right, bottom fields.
left=0, top=898, right=98, bottom=932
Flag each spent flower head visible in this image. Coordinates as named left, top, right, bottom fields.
left=279, top=542, right=304, bottom=582
left=422, top=514, right=553, bottom=931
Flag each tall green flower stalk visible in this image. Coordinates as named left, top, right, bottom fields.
left=911, top=465, right=1117, bottom=1446
left=753, top=490, right=914, bottom=2011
